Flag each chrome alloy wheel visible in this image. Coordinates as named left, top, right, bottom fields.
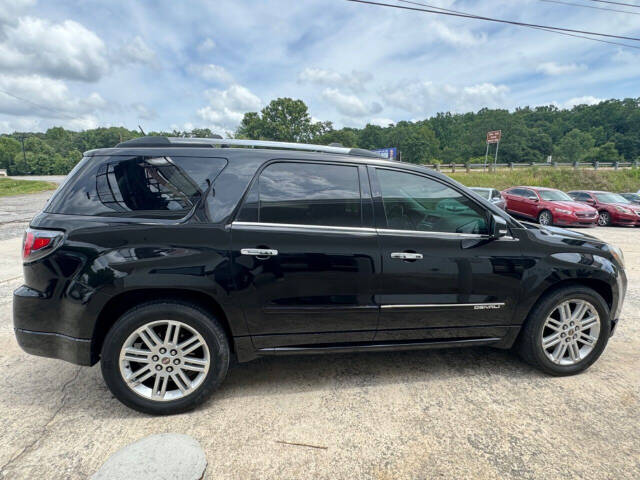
left=541, top=300, right=601, bottom=366
left=539, top=211, right=553, bottom=226
left=119, top=320, right=210, bottom=401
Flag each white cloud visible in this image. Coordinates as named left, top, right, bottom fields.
left=0, top=16, right=109, bottom=81
left=196, top=84, right=262, bottom=129
left=188, top=64, right=234, bottom=84
left=430, top=22, right=487, bottom=47
left=197, top=38, right=216, bottom=53
left=115, top=36, right=157, bottom=67
left=0, top=74, right=106, bottom=118
left=298, top=68, right=373, bottom=92
left=537, top=62, right=586, bottom=76
left=0, top=0, right=35, bottom=26
left=382, top=81, right=509, bottom=114
left=321, top=88, right=382, bottom=117
left=132, top=103, right=157, bottom=120
left=561, top=96, right=603, bottom=109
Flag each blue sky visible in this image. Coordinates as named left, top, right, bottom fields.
left=0, top=0, right=639, bottom=134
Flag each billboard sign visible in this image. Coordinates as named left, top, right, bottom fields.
left=486, top=130, right=502, bottom=144
left=373, top=147, right=397, bottom=160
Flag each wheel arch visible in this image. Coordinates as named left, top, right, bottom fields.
left=91, top=288, right=235, bottom=364
left=529, top=278, right=613, bottom=319
left=538, top=208, right=553, bottom=222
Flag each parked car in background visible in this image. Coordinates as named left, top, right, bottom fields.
left=620, top=193, right=640, bottom=205
left=568, top=190, right=640, bottom=227
left=470, top=187, right=505, bottom=210
left=501, top=186, right=598, bottom=227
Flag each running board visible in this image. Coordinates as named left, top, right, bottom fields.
left=256, top=337, right=502, bottom=356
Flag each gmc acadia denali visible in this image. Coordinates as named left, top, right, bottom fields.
left=13, top=137, right=627, bottom=414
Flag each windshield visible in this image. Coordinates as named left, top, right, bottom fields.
left=595, top=193, right=630, bottom=204
left=471, top=188, right=491, bottom=199
left=538, top=190, right=573, bottom=201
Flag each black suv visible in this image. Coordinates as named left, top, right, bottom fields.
left=14, top=137, right=627, bottom=414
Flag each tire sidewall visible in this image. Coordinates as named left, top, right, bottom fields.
left=530, top=289, right=610, bottom=375
left=101, top=302, right=229, bottom=415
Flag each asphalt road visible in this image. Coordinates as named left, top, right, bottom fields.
left=0, top=184, right=638, bottom=479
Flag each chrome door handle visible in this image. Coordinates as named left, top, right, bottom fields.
left=391, top=252, right=423, bottom=260
left=241, top=248, right=278, bottom=257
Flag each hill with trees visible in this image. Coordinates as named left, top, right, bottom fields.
left=1, top=97, right=638, bottom=175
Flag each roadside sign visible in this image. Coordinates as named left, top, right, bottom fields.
left=373, top=147, right=397, bottom=160
left=486, top=130, right=502, bottom=144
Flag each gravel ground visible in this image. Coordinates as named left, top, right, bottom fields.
left=0, top=187, right=638, bottom=479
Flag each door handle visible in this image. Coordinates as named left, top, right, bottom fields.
left=391, top=252, right=423, bottom=260
left=241, top=248, right=278, bottom=258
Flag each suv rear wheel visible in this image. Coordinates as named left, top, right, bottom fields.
left=516, top=285, right=610, bottom=376
left=101, top=301, right=229, bottom=415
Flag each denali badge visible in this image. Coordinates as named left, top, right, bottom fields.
left=474, top=304, right=502, bottom=310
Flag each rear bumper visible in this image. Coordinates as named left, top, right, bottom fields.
left=13, top=284, right=96, bottom=366
left=14, top=328, right=92, bottom=365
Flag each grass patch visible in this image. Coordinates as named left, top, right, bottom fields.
left=449, top=168, right=640, bottom=192
left=0, top=178, right=58, bottom=197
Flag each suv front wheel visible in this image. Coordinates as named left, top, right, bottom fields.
left=516, top=285, right=610, bottom=376
left=101, top=301, right=230, bottom=415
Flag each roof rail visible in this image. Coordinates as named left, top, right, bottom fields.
left=116, top=136, right=384, bottom=158
left=165, top=137, right=383, bottom=158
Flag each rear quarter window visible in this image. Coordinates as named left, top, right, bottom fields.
left=45, top=155, right=227, bottom=219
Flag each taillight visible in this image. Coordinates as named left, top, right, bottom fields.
left=22, top=228, right=63, bottom=262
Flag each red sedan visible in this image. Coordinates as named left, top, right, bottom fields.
left=568, top=190, right=640, bottom=227
left=502, top=186, right=598, bottom=227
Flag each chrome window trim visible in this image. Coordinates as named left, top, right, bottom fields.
left=377, top=228, right=488, bottom=239
left=232, top=221, right=376, bottom=234
left=231, top=221, right=521, bottom=241
left=381, top=302, right=505, bottom=309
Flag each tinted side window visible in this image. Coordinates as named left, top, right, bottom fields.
left=376, top=169, right=488, bottom=234
left=507, top=188, right=523, bottom=197
left=46, top=156, right=226, bottom=219
left=237, top=162, right=362, bottom=227
left=521, top=189, right=537, bottom=199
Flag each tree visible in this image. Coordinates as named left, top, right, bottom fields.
left=554, top=129, right=595, bottom=163
left=0, top=137, right=21, bottom=172
left=236, top=98, right=331, bottom=142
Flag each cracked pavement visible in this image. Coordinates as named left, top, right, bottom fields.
left=0, top=187, right=638, bottom=479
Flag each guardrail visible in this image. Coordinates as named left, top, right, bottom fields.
left=423, top=161, right=640, bottom=173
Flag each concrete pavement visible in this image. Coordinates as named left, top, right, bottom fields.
left=0, top=188, right=638, bottom=479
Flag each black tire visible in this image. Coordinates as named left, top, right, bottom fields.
left=101, top=301, right=229, bottom=415
left=537, top=209, right=553, bottom=226
left=516, top=285, right=610, bottom=376
left=598, top=211, right=611, bottom=226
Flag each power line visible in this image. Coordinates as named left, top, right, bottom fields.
left=581, top=0, right=640, bottom=8
left=395, top=0, right=640, bottom=49
left=539, top=0, right=640, bottom=14
left=346, top=0, right=640, bottom=41
left=0, top=88, right=79, bottom=121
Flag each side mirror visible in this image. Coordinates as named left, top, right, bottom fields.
left=490, top=215, right=509, bottom=239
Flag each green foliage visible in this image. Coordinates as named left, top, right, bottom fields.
left=2, top=97, right=640, bottom=176
left=236, top=98, right=331, bottom=142
left=450, top=168, right=640, bottom=192
left=0, top=178, right=58, bottom=197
